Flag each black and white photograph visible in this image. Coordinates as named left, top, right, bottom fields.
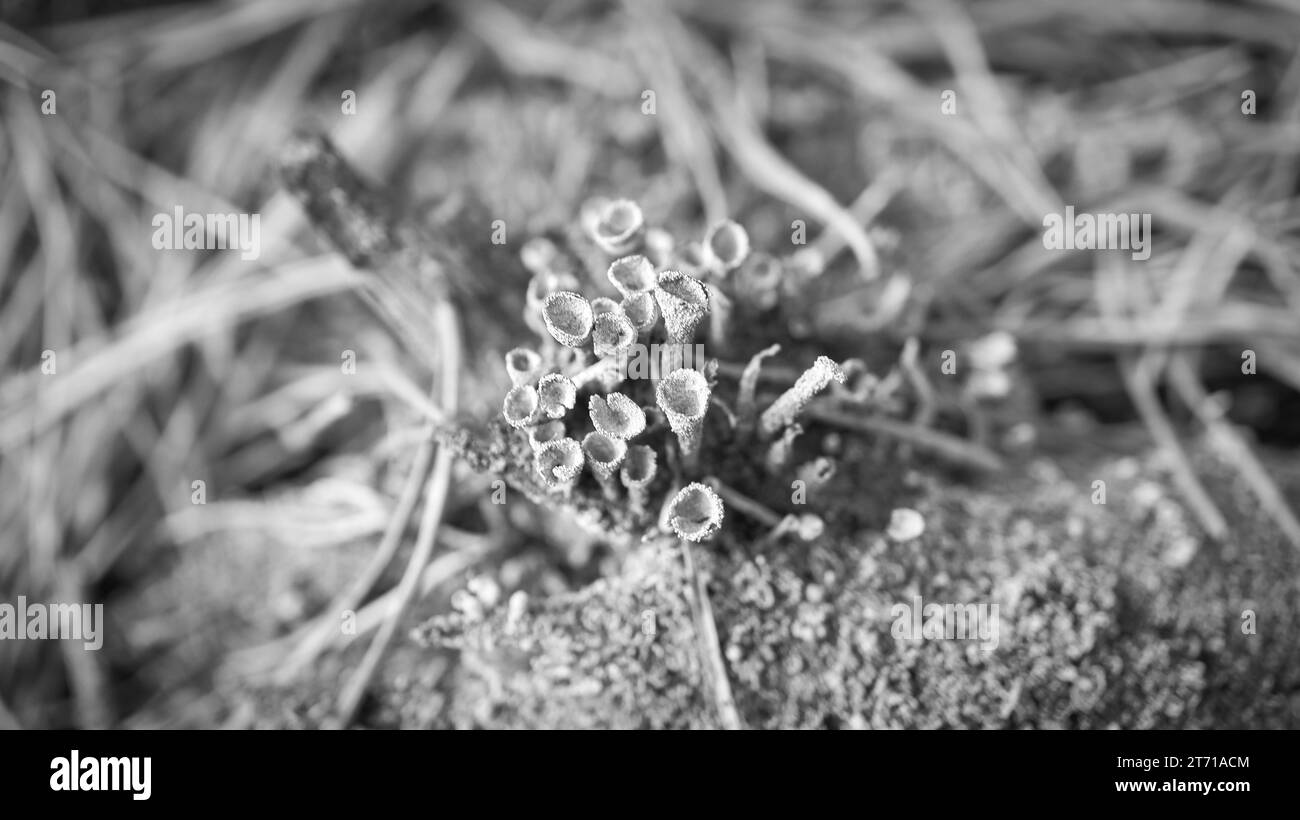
left=0, top=0, right=1294, bottom=798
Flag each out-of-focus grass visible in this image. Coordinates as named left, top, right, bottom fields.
left=1, top=0, right=1298, bottom=727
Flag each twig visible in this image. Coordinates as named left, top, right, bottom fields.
left=965, top=309, right=1300, bottom=350
left=336, top=442, right=456, bottom=725
left=899, top=336, right=937, bottom=428
left=460, top=0, right=639, bottom=97
left=1167, top=355, right=1300, bottom=551
left=809, top=167, right=905, bottom=264
left=56, top=562, right=111, bottom=728
left=681, top=541, right=744, bottom=730
left=622, top=1, right=729, bottom=223
left=335, top=297, right=461, bottom=725
left=1119, top=352, right=1228, bottom=542
left=273, top=428, right=437, bottom=683
left=279, top=131, right=466, bottom=366
left=705, top=476, right=783, bottom=528
left=0, top=256, right=362, bottom=451
left=917, top=0, right=1057, bottom=216
left=708, top=83, right=880, bottom=281
left=636, top=5, right=879, bottom=279
left=278, top=132, right=465, bottom=726
left=807, top=405, right=1004, bottom=473
left=226, top=528, right=493, bottom=677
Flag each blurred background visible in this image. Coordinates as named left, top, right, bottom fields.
left=2, top=0, right=1299, bottom=728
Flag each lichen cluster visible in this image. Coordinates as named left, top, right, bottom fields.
left=403, top=196, right=1300, bottom=730
left=476, top=196, right=847, bottom=544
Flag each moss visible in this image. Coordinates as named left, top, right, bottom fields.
left=411, top=429, right=1300, bottom=728
left=414, top=539, right=714, bottom=729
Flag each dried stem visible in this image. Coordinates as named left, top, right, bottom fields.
left=279, top=131, right=464, bottom=726
left=278, top=131, right=461, bottom=366
left=807, top=406, right=1004, bottom=472
left=681, top=541, right=744, bottom=730
left=1119, top=352, right=1228, bottom=541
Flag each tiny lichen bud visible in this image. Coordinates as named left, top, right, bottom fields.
left=607, top=255, right=656, bottom=296
left=667, top=482, right=725, bottom=542
left=968, top=368, right=1012, bottom=399
left=589, top=392, right=647, bottom=439
left=450, top=589, right=485, bottom=621
left=656, top=368, right=711, bottom=455
left=795, top=456, right=837, bottom=490
left=644, top=228, right=675, bottom=268
left=703, top=219, right=750, bottom=274
left=504, top=347, right=542, bottom=387
left=734, top=252, right=783, bottom=311
left=466, top=575, right=501, bottom=609
left=542, top=291, right=595, bottom=348
left=503, top=384, right=540, bottom=429
left=794, top=513, right=824, bottom=541
left=968, top=331, right=1018, bottom=371
left=520, top=236, right=559, bottom=276
left=886, top=507, right=925, bottom=542
left=654, top=270, right=709, bottom=343
left=592, top=199, right=645, bottom=255
left=620, top=291, right=659, bottom=333
left=505, top=590, right=528, bottom=633
left=785, top=247, right=826, bottom=281
left=537, top=373, right=577, bottom=418
left=769, top=513, right=825, bottom=543
left=579, top=196, right=611, bottom=238
left=535, top=437, right=584, bottom=489
left=592, top=311, right=637, bottom=358
left=758, top=356, right=845, bottom=438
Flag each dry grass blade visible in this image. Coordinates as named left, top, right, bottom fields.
left=681, top=541, right=744, bottom=730
left=1167, top=356, right=1300, bottom=551
left=336, top=443, right=456, bottom=726
left=1120, top=352, right=1228, bottom=542
left=0, top=257, right=363, bottom=450
left=708, top=85, right=881, bottom=281
left=808, top=406, right=1005, bottom=473
left=271, top=430, right=437, bottom=683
